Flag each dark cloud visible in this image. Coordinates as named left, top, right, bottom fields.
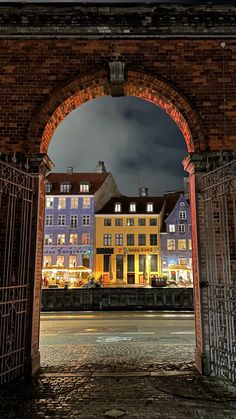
left=48, top=95, right=187, bottom=196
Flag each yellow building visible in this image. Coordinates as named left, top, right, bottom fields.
left=95, top=194, right=165, bottom=286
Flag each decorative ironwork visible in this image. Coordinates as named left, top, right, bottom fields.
left=0, top=158, right=34, bottom=384
left=108, top=61, right=126, bottom=84
left=201, top=159, right=236, bottom=383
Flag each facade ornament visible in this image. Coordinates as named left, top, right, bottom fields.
left=108, top=60, right=126, bottom=84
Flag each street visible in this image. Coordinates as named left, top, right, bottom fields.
left=40, top=311, right=195, bottom=371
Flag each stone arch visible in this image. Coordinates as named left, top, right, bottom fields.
left=26, top=69, right=206, bottom=154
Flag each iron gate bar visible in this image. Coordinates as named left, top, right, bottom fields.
left=201, top=159, right=236, bottom=384
left=0, top=158, right=34, bottom=385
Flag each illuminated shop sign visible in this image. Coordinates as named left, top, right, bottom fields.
left=44, top=247, right=92, bottom=254
left=117, top=247, right=158, bottom=253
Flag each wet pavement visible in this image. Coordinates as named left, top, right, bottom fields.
left=0, top=311, right=235, bottom=418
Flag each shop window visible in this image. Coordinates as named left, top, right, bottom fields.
left=150, top=255, right=157, bottom=272
left=116, top=254, right=123, bottom=279
left=138, top=254, right=146, bottom=272
left=43, top=255, right=52, bottom=267
left=69, top=255, right=77, bottom=267
left=57, top=255, right=64, bottom=267
left=127, top=254, right=135, bottom=272
left=103, top=255, right=111, bottom=272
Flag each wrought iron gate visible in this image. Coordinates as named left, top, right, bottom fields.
left=202, top=160, right=236, bottom=383
left=0, top=157, right=34, bottom=384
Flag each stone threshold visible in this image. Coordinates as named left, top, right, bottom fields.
left=42, top=370, right=196, bottom=378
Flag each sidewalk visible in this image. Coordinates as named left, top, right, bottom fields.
left=0, top=366, right=235, bottom=419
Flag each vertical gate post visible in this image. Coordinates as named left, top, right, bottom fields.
left=24, top=154, right=53, bottom=378
left=184, top=151, right=236, bottom=378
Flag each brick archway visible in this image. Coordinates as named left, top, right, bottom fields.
left=27, top=69, right=206, bottom=154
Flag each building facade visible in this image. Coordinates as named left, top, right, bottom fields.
left=43, top=162, right=119, bottom=288
left=160, top=193, right=193, bottom=286
left=95, top=192, right=165, bottom=285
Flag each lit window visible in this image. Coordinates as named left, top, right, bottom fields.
left=58, top=197, right=66, bottom=209
left=127, top=218, right=134, bottom=226
left=43, top=255, right=52, bottom=268
left=167, top=239, right=175, bottom=250
left=178, top=224, right=185, bottom=233
left=69, top=255, right=77, bottom=267
left=46, top=197, right=54, bottom=208
left=70, top=234, right=78, bottom=245
left=179, top=258, right=187, bottom=265
left=150, top=218, right=157, bottom=226
left=45, top=215, right=53, bottom=226
left=83, top=197, right=90, bottom=208
left=60, top=182, right=71, bottom=193
left=138, top=218, right=146, bottom=226
left=71, top=197, right=78, bottom=209
left=178, top=239, right=186, bottom=250
left=147, top=203, right=153, bottom=212
left=179, top=211, right=186, bottom=220
left=189, top=239, right=192, bottom=250
left=104, top=219, right=112, bottom=226
left=82, top=215, right=90, bottom=226
left=80, top=182, right=90, bottom=193
left=169, top=224, right=175, bottom=232
left=115, top=219, right=123, bottom=226
left=104, top=234, right=112, bottom=246
left=129, top=203, right=136, bottom=212
left=57, top=255, right=64, bottom=267
left=44, top=234, right=53, bottom=245
left=115, top=234, right=123, bottom=246
left=82, top=233, right=90, bottom=245
left=114, top=202, right=121, bottom=212
left=138, top=234, right=146, bottom=246
left=57, top=234, right=65, bottom=245
left=58, top=215, right=66, bottom=226
left=45, top=183, right=52, bottom=193
left=70, top=215, right=78, bottom=228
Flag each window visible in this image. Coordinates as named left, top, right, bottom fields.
left=114, top=202, right=121, bottom=212
left=115, top=234, right=123, bottom=246
left=82, top=233, right=90, bottom=245
left=70, top=233, right=78, bottom=245
left=104, top=234, right=112, bottom=246
left=45, top=215, right=53, bottom=226
left=179, top=211, right=186, bottom=220
left=69, top=255, right=77, bottom=267
left=45, top=183, right=52, bottom=193
left=116, top=254, right=123, bottom=279
left=150, top=234, right=157, bottom=245
left=179, top=258, right=187, bottom=265
left=46, top=197, right=54, bottom=208
left=189, top=224, right=192, bottom=232
left=189, top=239, right=192, bottom=250
left=129, top=203, right=136, bottom=212
left=57, top=234, right=65, bottom=245
left=44, top=234, right=53, bottom=245
left=127, top=234, right=134, bottom=246
left=169, top=224, right=175, bottom=232
left=147, top=203, right=153, bottom=212
left=82, top=215, right=90, bottom=226
left=127, top=254, right=135, bottom=272
left=178, top=224, right=185, bottom=233
left=138, top=234, right=146, bottom=246
left=71, top=197, right=78, bottom=209
left=104, top=218, right=112, bottom=226
left=60, top=182, right=71, bottom=193
left=82, top=254, right=90, bottom=268
left=70, top=215, right=78, bottom=228
left=58, top=197, right=66, bottom=209
left=80, top=182, right=90, bottom=193
left=43, top=255, right=51, bottom=268
left=138, top=218, right=146, bottom=226
left=150, top=218, right=157, bottom=226
left=83, top=197, right=90, bottom=208
left=178, top=239, right=186, bottom=250
left=150, top=255, right=157, bottom=272
left=115, top=218, right=123, bottom=226
left=58, top=215, right=66, bottom=226
left=127, top=218, right=134, bottom=226
left=103, top=254, right=110, bottom=272
left=167, top=239, right=175, bottom=250
left=57, top=255, right=64, bottom=267
left=139, top=254, right=146, bottom=272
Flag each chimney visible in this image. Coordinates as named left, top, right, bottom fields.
left=96, top=161, right=107, bottom=173
left=67, top=167, right=73, bottom=174
left=139, top=187, right=148, bottom=197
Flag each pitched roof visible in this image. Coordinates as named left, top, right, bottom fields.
left=161, top=191, right=183, bottom=233
left=96, top=196, right=165, bottom=215
left=46, top=172, right=109, bottom=195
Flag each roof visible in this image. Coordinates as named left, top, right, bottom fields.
left=46, top=172, right=109, bottom=195
left=161, top=191, right=183, bottom=233
left=96, top=196, right=165, bottom=215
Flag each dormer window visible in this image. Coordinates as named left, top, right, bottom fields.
left=147, top=202, right=153, bottom=212
left=60, top=182, right=71, bottom=193
left=114, top=202, right=121, bottom=213
left=129, top=203, right=136, bottom=213
left=80, top=181, right=90, bottom=193
left=45, top=182, right=52, bottom=193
